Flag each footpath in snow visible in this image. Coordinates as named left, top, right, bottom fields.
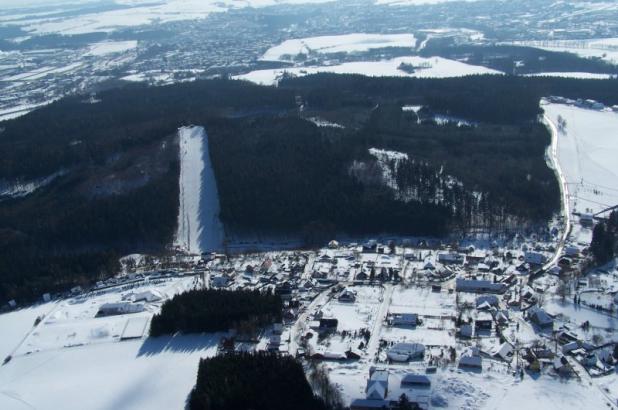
left=175, top=126, right=224, bottom=254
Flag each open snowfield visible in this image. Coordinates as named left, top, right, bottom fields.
left=235, top=56, right=502, bottom=85
left=525, top=72, right=615, bottom=80
left=85, top=40, right=138, bottom=56
left=544, top=102, right=618, bottom=216
left=545, top=297, right=618, bottom=329
left=260, top=33, right=416, bottom=61
left=0, top=276, right=215, bottom=410
left=2, top=0, right=336, bottom=35
left=0, top=303, right=55, bottom=361
left=514, top=37, right=618, bottom=65
left=0, top=333, right=220, bottom=410
left=175, top=126, right=224, bottom=254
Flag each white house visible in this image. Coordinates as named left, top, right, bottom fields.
left=387, top=343, right=425, bottom=362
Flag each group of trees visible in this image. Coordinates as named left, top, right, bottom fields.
left=420, top=43, right=618, bottom=75
left=189, top=352, right=331, bottom=410
left=591, top=211, right=618, bottom=265
left=149, top=289, right=283, bottom=336
left=282, top=74, right=618, bottom=124
left=208, top=115, right=451, bottom=238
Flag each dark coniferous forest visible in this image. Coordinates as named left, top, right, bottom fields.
left=149, top=289, right=282, bottom=336
left=189, top=353, right=330, bottom=410
left=2, top=74, right=617, bottom=303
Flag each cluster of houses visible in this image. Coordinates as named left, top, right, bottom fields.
left=350, top=367, right=432, bottom=410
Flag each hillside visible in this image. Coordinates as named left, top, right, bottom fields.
left=3, top=74, right=617, bottom=302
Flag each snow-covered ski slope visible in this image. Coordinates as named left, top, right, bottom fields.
left=175, top=126, right=224, bottom=254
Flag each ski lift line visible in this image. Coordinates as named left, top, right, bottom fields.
left=571, top=195, right=613, bottom=208
left=579, top=179, right=618, bottom=193
left=594, top=204, right=618, bottom=217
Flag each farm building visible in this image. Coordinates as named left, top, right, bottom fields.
left=97, top=302, right=144, bottom=317
left=400, top=374, right=431, bottom=388
left=456, top=279, right=506, bottom=294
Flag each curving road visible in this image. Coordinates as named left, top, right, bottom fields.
left=540, top=113, right=572, bottom=273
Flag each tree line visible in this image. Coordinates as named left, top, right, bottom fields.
left=150, top=289, right=283, bottom=336
left=189, top=352, right=331, bottom=410
left=591, top=211, right=618, bottom=265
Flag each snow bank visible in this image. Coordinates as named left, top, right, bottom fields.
left=175, top=126, right=224, bottom=254
left=261, top=33, right=416, bottom=61
left=234, top=56, right=502, bottom=85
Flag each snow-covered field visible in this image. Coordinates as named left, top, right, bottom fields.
left=235, top=56, right=502, bottom=85
left=261, top=33, right=416, bottom=61
left=0, top=334, right=220, bottom=410
left=0, top=303, right=55, bottom=361
left=525, top=72, right=615, bottom=80
left=85, top=40, right=138, bottom=56
left=4, top=0, right=335, bottom=35
left=0, top=275, right=217, bottom=410
left=544, top=102, right=618, bottom=216
left=514, top=37, right=618, bottom=65
left=175, top=126, right=224, bottom=254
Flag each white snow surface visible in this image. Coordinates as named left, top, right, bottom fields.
left=513, top=37, right=618, bottom=65
left=544, top=102, right=618, bottom=215
left=175, top=126, right=224, bottom=254
left=0, top=303, right=55, bottom=360
left=261, top=33, right=416, bottom=61
left=12, top=0, right=336, bottom=35
left=235, top=56, right=502, bottom=85
left=0, top=334, right=220, bottom=410
left=85, top=40, right=138, bottom=56
left=525, top=72, right=615, bottom=79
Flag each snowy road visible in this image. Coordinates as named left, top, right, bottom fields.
left=540, top=113, right=572, bottom=273
left=366, top=284, right=393, bottom=360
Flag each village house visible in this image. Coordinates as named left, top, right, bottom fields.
left=388, top=313, right=419, bottom=327
left=366, top=368, right=389, bottom=400
left=456, top=279, right=506, bottom=294
left=400, top=374, right=431, bottom=388
left=527, top=306, right=554, bottom=329
left=387, top=342, right=425, bottom=362
left=438, top=252, right=465, bottom=265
